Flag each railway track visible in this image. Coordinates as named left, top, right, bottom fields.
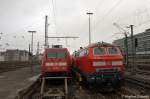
left=72, top=84, right=142, bottom=99
left=125, top=77, right=150, bottom=89
left=19, top=79, right=145, bottom=99
left=15, top=74, right=150, bottom=99
left=136, top=69, right=150, bottom=75
left=124, top=77, right=150, bottom=99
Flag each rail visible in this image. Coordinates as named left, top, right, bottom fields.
left=40, top=76, right=71, bottom=99
left=125, top=77, right=150, bottom=89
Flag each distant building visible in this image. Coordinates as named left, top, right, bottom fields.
left=113, top=29, right=150, bottom=54
left=19, top=50, right=29, bottom=61
left=34, top=53, right=43, bottom=62
left=0, top=52, right=5, bottom=61
left=4, top=49, right=29, bottom=62
left=38, top=53, right=43, bottom=61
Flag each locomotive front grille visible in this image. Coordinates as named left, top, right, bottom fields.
left=96, top=68, right=117, bottom=72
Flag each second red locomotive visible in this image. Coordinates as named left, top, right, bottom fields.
left=72, top=42, right=124, bottom=89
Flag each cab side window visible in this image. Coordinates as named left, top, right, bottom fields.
left=79, top=50, right=85, bottom=57
left=84, top=49, right=89, bottom=56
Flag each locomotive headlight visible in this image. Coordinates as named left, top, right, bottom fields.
left=112, top=61, right=123, bottom=65
left=58, top=62, right=67, bottom=66
left=113, top=67, right=121, bottom=71
left=45, top=62, right=54, bottom=66
left=117, top=67, right=121, bottom=71
left=93, top=61, right=106, bottom=66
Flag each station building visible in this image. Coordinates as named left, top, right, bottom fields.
left=113, top=29, right=150, bottom=55
left=0, top=49, right=29, bottom=62
left=0, top=52, right=5, bottom=61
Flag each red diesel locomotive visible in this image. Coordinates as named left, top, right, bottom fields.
left=72, top=42, right=124, bottom=88
left=41, top=45, right=72, bottom=77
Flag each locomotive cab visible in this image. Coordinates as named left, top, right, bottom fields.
left=90, top=46, right=124, bottom=86
left=42, top=47, right=72, bottom=77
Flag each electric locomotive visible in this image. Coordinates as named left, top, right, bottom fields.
left=73, top=42, right=124, bottom=89
left=41, top=45, right=72, bottom=77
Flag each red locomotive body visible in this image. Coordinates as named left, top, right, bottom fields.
left=41, top=47, right=72, bottom=77
left=73, top=42, right=124, bottom=88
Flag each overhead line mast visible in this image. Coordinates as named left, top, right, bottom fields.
left=28, top=30, right=36, bottom=55
left=113, top=23, right=129, bottom=68
left=86, top=12, right=93, bottom=45
left=28, top=30, right=36, bottom=74
left=45, top=16, right=49, bottom=48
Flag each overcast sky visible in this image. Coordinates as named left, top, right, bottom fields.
left=0, top=0, right=150, bottom=53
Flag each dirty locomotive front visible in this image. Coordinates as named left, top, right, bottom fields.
left=72, top=42, right=124, bottom=89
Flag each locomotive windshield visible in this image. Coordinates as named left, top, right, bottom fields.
left=47, top=52, right=66, bottom=58
left=108, top=47, right=119, bottom=54
left=93, top=47, right=120, bottom=55
left=94, top=47, right=106, bottom=55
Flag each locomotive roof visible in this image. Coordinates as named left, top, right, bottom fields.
left=74, top=42, right=117, bottom=53
left=87, top=42, right=116, bottom=48
left=45, top=48, right=68, bottom=51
